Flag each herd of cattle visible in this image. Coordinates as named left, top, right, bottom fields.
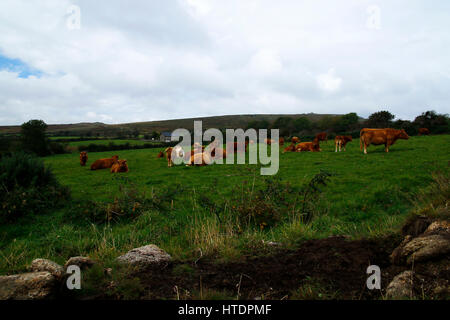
left=78, top=127, right=430, bottom=171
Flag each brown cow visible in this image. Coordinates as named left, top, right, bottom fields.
left=295, top=138, right=320, bottom=152
left=157, top=151, right=164, bottom=158
left=360, top=128, right=409, bottom=154
left=111, top=160, right=129, bottom=173
left=279, top=137, right=285, bottom=146
left=282, top=143, right=297, bottom=153
left=315, top=132, right=328, bottom=143
left=334, top=135, right=353, bottom=152
left=165, top=146, right=185, bottom=167
left=186, top=152, right=212, bottom=166
left=418, top=128, right=430, bottom=136
left=80, top=151, right=88, bottom=166
left=90, top=155, right=119, bottom=170
left=291, top=136, right=300, bottom=144
left=226, top=141, right=247, bottom=153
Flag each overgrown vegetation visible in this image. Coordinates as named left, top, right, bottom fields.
left=0, top=152, right=70, bottom=222
left=197, top=171, right=332, bottom=232
left=68, top=178, right=186, bottom=224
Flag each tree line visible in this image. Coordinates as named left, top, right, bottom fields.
left=246, top=110, right=449, bottom=138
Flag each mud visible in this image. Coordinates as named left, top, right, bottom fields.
left=134, top=235, right=409, bottom=300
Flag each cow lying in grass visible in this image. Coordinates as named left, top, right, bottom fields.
left=335, top=135, right=353, bottom=152
left=111, top=159, right=129, bottom=173
left=90, top=155, right=119, bottom=170
left=295, top=138, right=321, bottom=152
left=186, top=152, right=212, bottom=166
left=291, top=136, right=300, bottom=144
left=360, top=128, right=409, bottom=154
left=282, top=143, right=297, bottom=153
left=80, top=151, right=88, bottom=166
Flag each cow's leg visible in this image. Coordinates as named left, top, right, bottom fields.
left=335, top=141, right=338, bottom=152
left=364, top=143, right=367, bottom=154
left=385, top=144, right=389, bottom=152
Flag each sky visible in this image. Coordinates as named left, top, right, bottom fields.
left=0, top=0, right=449, bottom=125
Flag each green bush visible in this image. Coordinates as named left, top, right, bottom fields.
left=0, top=152, right=70, bottom=222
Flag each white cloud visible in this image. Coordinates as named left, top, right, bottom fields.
left=0, top=0, right=449, bottom=125
left=317, top=68, right=342, bottom=93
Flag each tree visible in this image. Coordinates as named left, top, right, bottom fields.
left=20, top=120, right=49, bottom=156
left=335, top=112, right=359, bottom=132
left=293, top=117, right=312, bottom=133
left=367, top=111, right=395, bottom=128
left=150, top=131, right=160, bottom=140
left=413, top=110, right=449, bottom=133
left=246, top=120, right=270, bottom=130
left=271, top=117, right=294, bottom=136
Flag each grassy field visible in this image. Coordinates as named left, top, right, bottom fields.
left=0, top=134, right=449, bottom=275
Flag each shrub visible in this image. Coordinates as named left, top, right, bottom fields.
left=198, top=171, right=333, bottom=231
left=0, top=152, right=70, bottom=222
left=69, top=178, right=186, bottom=224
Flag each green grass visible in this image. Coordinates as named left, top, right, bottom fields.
left=0, top=134, right=449, bottom=274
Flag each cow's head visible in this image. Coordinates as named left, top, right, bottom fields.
left=117, top=160, right=128, bottom=171
left=112, top=155, right=119, bottom=162
left=345, top=136, right=353, bottom=142
left=398, top=129, right=409, bottom=140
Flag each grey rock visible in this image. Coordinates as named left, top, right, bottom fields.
left=386, top=271, right=414, bottom=299
left=424, top=220, right=450, bottom=235
left=402, top=234, right=450, bottom=265
left=116, top=244, right=171, bottom=270
left=64, top=256, right=95, bottom=270
left=30, top=259, right=64, bottom=279
left=0, top=272, right=57, bottom=300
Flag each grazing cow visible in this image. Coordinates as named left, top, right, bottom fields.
left=291, top=136, right=300, bottom=144
left=111, top=160, right=129, bottom=173
left=80, top=151, right=88, bottom=166
left=282, top=143, right=297, bottom=153
left=90, top=155, right=119, bottom=170
left=418, top=128, right=430, bottom=136
left=165, top=146, right=185, bottom=167
left=295, top=138, right=321, bottom=152
left=360, top=128, right=409, bottom=154
left=157, top=151, right=164, bottom=158
left=186, top=152, right=212, bottom=166
left=315, top=132, right=328, bottom=143
left=335, top=135, right=353, bottom=152
left=279, top=137, right=285, bottom=146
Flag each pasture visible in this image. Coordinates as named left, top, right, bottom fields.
left=0, top=134, right=449, bottom=275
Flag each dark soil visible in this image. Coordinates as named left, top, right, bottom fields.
left=135, top=235, right=407, bottom=300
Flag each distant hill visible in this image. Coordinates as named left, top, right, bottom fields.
left=0, top=113, right=354, bottom=135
